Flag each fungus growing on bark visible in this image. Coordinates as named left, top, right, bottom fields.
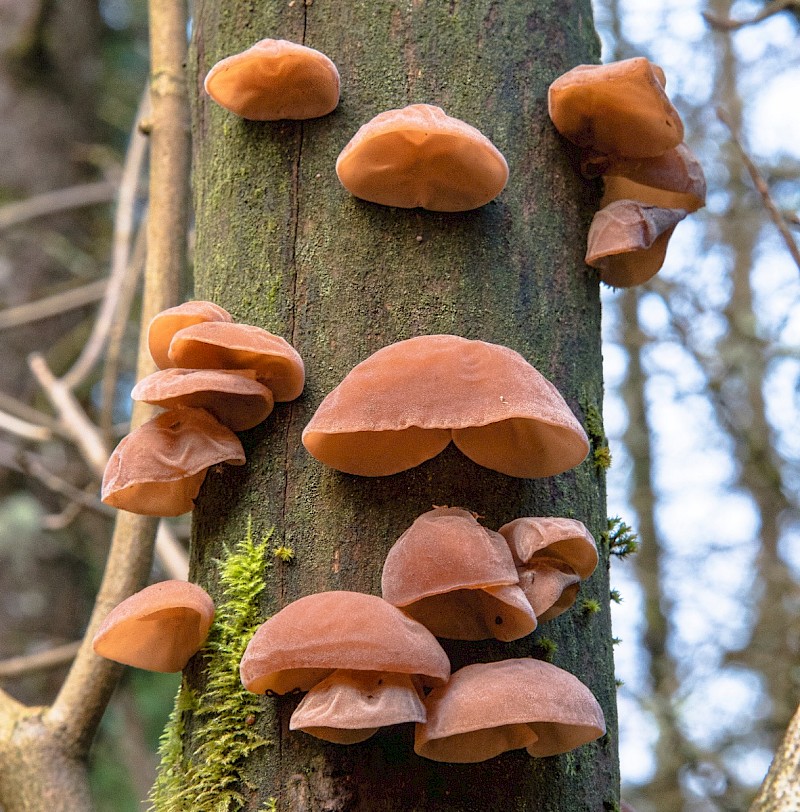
left=92, top=580, right=215, bottom=672
left=148, top=300, right=232, bottom=370
left=498, top=517, right=598, bottom=622
left=101, top=406, right=246, bottom=516
left=168, top=322, right=305, bottom=401
left=240, top=591, right=450, bottom=743
left=131, top=368, right=275, bottom=432
left=204, top=38, right=340, bottom=120
left=381, top=507, right=536, bottom=641
left=302, top=335, right=588, bottom=478
left=414, top=658, right=606, bottom=762
left=585, top=199, right=688, bottom=288
left=335, top=104, right=508, bottom=211
left=592, top=143, right=707, bottom=214
left=548, top=57, right=684, bottom=158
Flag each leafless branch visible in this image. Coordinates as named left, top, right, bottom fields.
left=0, top=642, right=82, bottom=680
left=0, top=180, right=118, bottom=231
left=717, top=107, right=800, bottom=273
left=60, top=91, right=151, bottom=392
left=0, top=409, right=52, bottom=442
left=0, top=279, right=108, bottom=331
left=703, top=0, right=800, bottom=31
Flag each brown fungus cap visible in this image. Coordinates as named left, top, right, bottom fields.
left=499, top=517, right=598, bottom=622
left=335, top=104, right=508, bottom=212
left=302, top=335, right=589, bottom=478
left=382, top=507, right=536, bottom=641
left=168, top=321, right=304, bottom=401
left=92, top=580, right=214, bottom=672
left=240, top=591, right=450, bottom=695
left=289, top=669, right=427, bottom=745
left=131, top=368, right=274, bottom=432
left=595, top=143, right=707, bottom=214
left=415, top=658, right=606, bottom=762
left=148, top=301, right=232, bottom=370
left=548, top=57, right=684, bottom=158
left=204, top=38, right=340, bottom=121
left=101, top=407, right=246, bottom=516
left=585, top=199, right=688, bottom=288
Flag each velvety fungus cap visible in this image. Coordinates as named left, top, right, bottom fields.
left=148, top=300, right=232, bottom=370
left=101, top=406, right=246, bottom=516
left=92, top=580, right=214, bottom=672
left=302, top=335, right=589, bottom=478
left=415, top=658, right=606, bottom=762
left=585, top=199, right=688, bottom=288
left=131, top=367, right=274, bottom=432
left=168, top=321, right=305, bottom=401
left=336, top=104, right=508, bottom=211
left=239, top=591, right=450, bottom=695
left=548, top=57, right=684, bottom=158
left=204, top=38, right=340, bottom=121
left=382, top=507, right=536, bottom=641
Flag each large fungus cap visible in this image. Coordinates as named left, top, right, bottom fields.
left=586, top=199, right=688, bottom=288
left=131, top=368, right=274, bottom=432
left=415, top=658, right=606, bottom=762
left=204, top=38, right=340, bottom=121
left=168, top=322, right=305, bottom=401
left=148, top=301, right=232, bottom=370
left=335, top=104, right=508, bottom=212
left=289, top=669, right=427, bottom=745
left=302, top=335, right=589, bottom=478
left=92, top=580, right=214, bottom=672
left=548, top=57, right=684, bottom=158
left=101, top=407, right=246, bottom=516
left=240, top=591, right=451, bottom=695
left=595, top=143, right=706, bottom=214
left=382, top=507, right=536, bottom=641
left=499, top=517, right=598, bottom=622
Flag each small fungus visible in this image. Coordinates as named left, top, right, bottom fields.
left=92, top=580, right=214, bottom=672
left=204, top=38, right=340, bottom=121
left=302, top=335, right=589, bottom=478
left=548, top=57, right=684, bottom=158
left=414, top=658, right=606, bottom=762
left=498, top=517, right=598, bottom=622
left=381, top=507, right=536, bottom=641
left=335, top=104, right=508, bottom=211
left=101, top=406, right=246, bottom=516
left=596, top=143, right=707, bottom=214
left=147, top=300, right=232, bottom=370
left=240, top=591, right=450, bottom=744
left=585, top=199, right=688, bottom=288
left=131, top=368, right=275, bottom=432
left=168, top=321, right=305, bottom=402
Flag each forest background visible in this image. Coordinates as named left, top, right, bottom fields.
left=0, top=0, right=797, bottom=810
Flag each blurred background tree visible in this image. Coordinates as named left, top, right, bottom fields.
left=0, top=0, right=797, bottom=810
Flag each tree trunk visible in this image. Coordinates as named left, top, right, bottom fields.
left=182, top=2, right=617, bottom=809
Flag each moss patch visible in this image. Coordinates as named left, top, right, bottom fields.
left=148, top=521, right=272, bottom=811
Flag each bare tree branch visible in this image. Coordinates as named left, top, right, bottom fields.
left=0, top=409, right=52, bottom=442
left=717, top=107, right=800, bottom=273
left=0, top=180, right=118, bottom=231
left=704, top=0, right=800, bottom=31
left=0, top=643, right=82, bottom=680
left=0, top=279, right=108, bottom=331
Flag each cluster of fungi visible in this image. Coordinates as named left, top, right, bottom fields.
left=94, top=37, right=703, bottom=769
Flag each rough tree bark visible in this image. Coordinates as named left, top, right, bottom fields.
left=185, top=2, right=618, bottom=810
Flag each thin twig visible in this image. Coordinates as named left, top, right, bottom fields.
left=99, top=217, right=148, bottom=439
left=28, top=352, right=110, bottom=476
left=717, top=107, right=800, bottom=273
left=0, top=180, right=118, bottom=231
left=703, top=0, right=800, bottom=31
left=0, top=643, right=82, bottom=680
left=0, top=279, right=108, bottom=331
left=0, top=409, right=52, bottom=442
left=0, top=390, right=61, bottom=433
left=61, top=91, right=151, bottom=391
